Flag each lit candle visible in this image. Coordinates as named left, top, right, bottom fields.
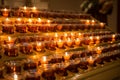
left=89, top=36, right=94, bottom=44
left=41, top=56, right=47, bottom=64
left=2, top=8, right=9, bottom=17
left=37, top=18, right=42, bottom=24
left=63, top=33, right=68, bottom=40
left=100, top=23, right=105, bottom=29
left=91, top=20, right=95, bottom=24
left=87, top=56, right=94, bottom=65
left=85, top=20, right=90, bottom=25
left=6, top=36, right=13, bottom=44
left=95, top=36, right=100, bottom=44
left=23, top=6, right=27, bottom=10
left=57, top=39, right=64, bottom=48
left=78, top=33, right=83, bottom=38
left=64, top=52, right=70, bottom=61
left=75, top=38, right=80, bottom=46
left=16, top=18, right=22, bottom=24
left=96, top=47, right=102, bottom=54
left=54, top=33, right=58, bottom=40
left=112, top=34, right=116, bottom=41
left=35, top=42, right=43, bottom=51
left=28, top=19, right=32, bottom=24
left=13, top=73, right=18, bottom=80
left=66, top=38, right=72, bottom=47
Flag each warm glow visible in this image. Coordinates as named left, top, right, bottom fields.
left=64, top=33, right=68, bottom=37
left=88, top=56, right=94, bottom=64
left=55, top=33, right=58, bottom=38
left=100, top=22, right=104, bottom=27
left=42, top=56, right=47, bottom=64
left=4, top=8, right=7, bottom=11
left=96, top=36, right=100, bottom=40
left=86, top=20, right=90, bottom=24
left=23, top=6, right=27, bottom=10
left=32, top=6, right=36, bottom=10
left=90, top=36, right=93, bottom=40
left=5, top=18, right=9, bottom=21
left=64, top=52, right=70, bottom=60
left=91, top=20, right=95, bottom=24
left=13, top=73, right=18, bottom=80
left=28, top=19, right=32, bottom=23
left=57, top=39, right=64, bottom=48
left=96, top=47, right=102, bottom=54
left=37, top=42, right=42, bottom=46
left=17, top=18, right=21, bottom=21
left=47, top=20, right=50, bottom=23
left=38, top=18, right=42, bottom=22
left=112, top=34, right=115, bottom=39
left=75, top=38, right=80, bottom=45
left=71, top=32, right=74, bottom=36
left=8, top=36, right=11, bottom=41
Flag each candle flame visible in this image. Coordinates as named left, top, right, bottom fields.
left=112, top=34, right=115, bottom=38
left=96, top=36, right=100, bottom=40
left=47, top=20, right=50, bottom=23
left=33, top=6, right=36, bottom=10
left=28, top=19, right=32, bottom=23
left=42, top=56, right=47, bottom=63
left=37, top=42, right=42, bottom=46
left=8, top=36, right=11, bottom=41
left=23, top=6, right=27, bottom=10
left=4, top=8, right=7, bottom=11
left=14, top=73, right=18, bottom=80
left=38, top=18, right=42, bottom=22
left=17, top=18, right=21, bottom=21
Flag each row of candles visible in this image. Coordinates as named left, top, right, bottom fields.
left=2, top=32, right=119, bottom=44
left=0, top=6, right=90, bottom=19
left=0, top=42, right=120, bottom=80
left=1, top=18, right=105, bottom=34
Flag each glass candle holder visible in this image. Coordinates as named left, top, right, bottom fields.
left=15, top=24, right=27, bottom=33
left=5, top=61, right=21, bottom=74
left=1, top=8, right=10, bottom=17
left=27, top=24, right=38, bottom=33
left=41, top=64, right=55, bottom=80
left=20, top=43, right=33, bottom=54
left=55, top=63, right=68, bottom=76
left=4, top=44, right=18, bottom=57
left=33, top=42, right=45, bottom=52
left=23, top=59, right=37, bottom=71
left=2, top=24, right=14, bottom=34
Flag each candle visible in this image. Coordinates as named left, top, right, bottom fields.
left=4, top=44, right=18, bottom=57
left=54, top=33, right=58, bottom=41
left=91, top=20, right=95, bottom=24
left=2, top=8, right=9, bottom=17
left=66, top=38, right=73, bottom=47
left=112, top=34, right=116, bottom=42
left=89, top=36, right=94, bottom=44
left=95, top=36, right=100, bottom=44
left=100, top=23, right=105, bottom=29
left=5, top=36, right=14, bottom=44
left=41, top=56, right=47, bottom=64
left=64, top=52, right=70, bottom=61
left=34, top=42, right=44, bottom=52
left=96, top=47, right=102, bottom=54
left=75, top=38, right=80, bottom=46
left=37, top=18, right=42, bottom=24
left=13, top=73, right=18, bottom=80
left=15, top=18, right=22, bottom=24
left=57, top=39, right=64, bottom=48
left=85, top=20, right=90, bottom=25
left=23, top=6, right=27, bottom=10
left=87, top=56, right=94, bottom=65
